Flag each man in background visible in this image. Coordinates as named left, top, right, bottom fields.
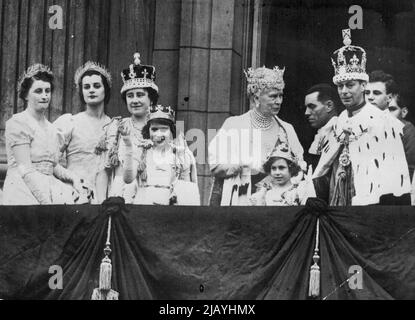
left=366, top=70, right=415, bottom=182
left=365, top=70, right=397, bottom=111
left=389, top=93, right=415, bottom=182
left=304, top=83, right=342, bottom=170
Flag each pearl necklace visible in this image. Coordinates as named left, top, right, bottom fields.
left=250, top=108, right=274, bottom=130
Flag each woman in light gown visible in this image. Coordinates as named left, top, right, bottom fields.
left=54, top=62, right=112, bottom=204
left=104, top=53, right=159, bottom=202
left=3, top=64, right=81, bottom=205
left=121, top=104, right=200, bottom=205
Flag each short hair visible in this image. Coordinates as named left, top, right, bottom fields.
left=77, top=70, right=111, bottom=106
left=142, top=118, right=176, bottom=140
left=306, top=83, right=342, bottom=112
left=121, top=87, right=159, bottom=106
left=368, top=70, right=398, bottom=95
left=19, top=72, right=55, bottom=102
left=394, top=93, right=409, bottom=110
left=263, top=156, right=300, bottom=177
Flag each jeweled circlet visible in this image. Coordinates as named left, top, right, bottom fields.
left=74, top=61, right=113, bottom=89
left=18, top=64, right=53, bottom=94
left=149, top=104, right=176, bottom=122
left=244, top=66, right=285, bottom=95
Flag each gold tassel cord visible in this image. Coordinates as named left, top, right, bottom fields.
left=309, top=218, right=320, bottom=298
left=91, top=215, right=119, bottom=300
left=100, top=216, right=112, bottom=291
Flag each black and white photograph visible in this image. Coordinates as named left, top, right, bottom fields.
left=1, top=0, right=415, bottom=303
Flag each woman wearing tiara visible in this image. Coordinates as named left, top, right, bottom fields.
left=54, top=62, right=112, bottom=204
left=208, top=65, right=305, bottom=206
left=104, top=53, right=159, bottom=202
left=3, top=64, right=81, bottom=205
left=120, top=104, right=200, bottom=205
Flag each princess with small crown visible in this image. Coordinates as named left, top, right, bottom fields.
left=250, top=143, right=314, bottom=206
left=120, top=104, right=200, bottom=205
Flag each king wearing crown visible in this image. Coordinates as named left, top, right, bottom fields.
left=208, top=65, right=305, bottom=206
left=313, top=29, right=411, bottom=205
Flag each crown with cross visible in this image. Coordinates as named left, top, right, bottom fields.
left=120, top=52, right=158, bottom=94
left=331, top=29, right=368, bottom=85
left=148, top=104, right=176, bottom=123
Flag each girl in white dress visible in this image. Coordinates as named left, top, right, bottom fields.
left=121, top=105, right=200, bottom=205
left=250, top=143, right=313, bottom=206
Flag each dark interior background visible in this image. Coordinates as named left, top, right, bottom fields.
left=262, top=0, right=415, bottom=152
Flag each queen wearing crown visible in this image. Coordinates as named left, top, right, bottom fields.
left=54, top=61, right=113, bottom=204
left=104, top=53, right=160, bottom=201
left=120, top=104, right=200, bottom=205
left=2, top=64, right=80, bottom=204
left=208, top=66, right=304, bottom=206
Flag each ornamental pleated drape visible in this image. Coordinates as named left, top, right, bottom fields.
left=1, top=199, right=415, bottom=300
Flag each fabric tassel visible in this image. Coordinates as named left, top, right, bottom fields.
left=91, top=215, right=119, bottom=300
left=309, top=253, right=320, bottom=297
left=309, top=218, right=320, bottom=298
left=91, top=288, right=119, bottom=300
left=99, top=255, right=112, bottom=291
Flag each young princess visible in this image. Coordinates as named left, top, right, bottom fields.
left=250, top=143, right=314, bottom=206
left=121, top=104, right=200, bottom=205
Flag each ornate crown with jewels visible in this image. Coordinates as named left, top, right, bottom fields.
left=121, top=53, right=158, bottom=94
left=74, top=61, right=112, bottom=89
left=148, top=104, right=175, bottom=123
left=244, top=65, right=285, bottom=95
left=331, top=29, right=368, bottom=85
left=267, top=141, right=298, bottom=165
left=18, top=64, right=53, bottom=94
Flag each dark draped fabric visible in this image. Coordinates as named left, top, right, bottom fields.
left=1, top=199, right=415, bottom=300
